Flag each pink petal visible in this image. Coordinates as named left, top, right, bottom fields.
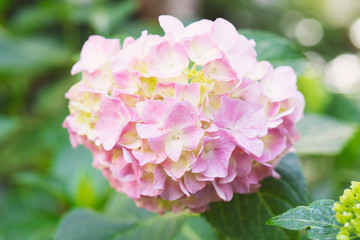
left=71, top=35, right=120, bottom=75
left=213, top=181, right=233, bottom=201
left=262, top=66, right=298, bottom=102
left=214, top=96, right=267, bottom=138
left=159, top=15, right=184, bottom=40
left=136, top=99, right=173, bottom=124
left=153, top=166, right=167, bottom=189
left=113, top=71, right=140, bottom=94
left=160, top=179, right=184, bottom=201
left=255, top=127, right=287, bottom=162
left=203, top=57, right=237, bottom=81
left=227, top=130, right=264, bottom=157
left=118, top=123, right=141, bottom=149
left=96, top=95, right=131, bottom=150
left=211, top=18, right=238, bottom=51
left=169, top=151, right=196, bottom=178
left=184, top=172, right=207, bottom=194
left=165, top=137, right=183, bottom=162
left=147, top=41, right=189, bottom=78
left=181, top=125, right=204, bottom=150
left=185, top=19, right=213, bottom=36
left=164, top=104, right=197, bottom=131
left=218, top=157, right=237, bottom=184
left=183, top=33, right=221, bottom=66
left=148, top=134, right=166, bottom=153
left=192, top=134, right=236, bottom=178
left=154, top=82, right=176, bottom=98
left=175, top=82, right=201, bottom=107
left=136, top=123, right=165, bottom=139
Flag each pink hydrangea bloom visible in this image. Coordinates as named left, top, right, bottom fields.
left=63, top=15, right=304, bottom=214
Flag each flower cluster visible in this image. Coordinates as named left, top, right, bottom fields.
left=63, top=15, right=304, bottom=213
left=333, top=181, right=360, bottom=240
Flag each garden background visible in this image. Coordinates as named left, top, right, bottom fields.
left=1, top=0, right=360, bottom=239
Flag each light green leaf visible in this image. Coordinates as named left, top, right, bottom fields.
left=295, top=114, right=357, bottom=156
left=239, top=29, right=307, bottom=76
left=55, top=194, right=187, bottom=240
left=173, top=216, right=218, bottom=240
left=0, top=115, right=20, bottom=143
left=203, top=153, right=309, bottom=240
left=51, top=144, right=111, bottom=207
left=267, top=199, right=341, bottom=240
left=54, top=209, right=134, bottom=240
left=54, top=207, right=187, bottom=240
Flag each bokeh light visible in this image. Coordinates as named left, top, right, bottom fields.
left=295, top=18, right=323, bottom=46
left=324, top=54, right=360, bottom=94
left=350, top=18, right=360, bottom=49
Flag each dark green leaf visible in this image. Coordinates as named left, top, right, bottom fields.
left=239, top=29, right=307, bottom=76
left=295, top=114, right=356, bottom=156
left=267, top=199, right=341, bottom=240
left=203, top=153, right=310, bottom=240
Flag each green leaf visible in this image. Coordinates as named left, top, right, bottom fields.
left=0, top=187, right=59, bottom=240
left=295, top=114, right=357, bottom=156
left=203, top=153, right=310, bottom=240
left=173, top=216, right=218, bottom=240
left=54, top=209, right=134, bottom=240
left=267, top=199, right=341, bottom=240
left=51, top=144, right=111, bottom=207
left=0, top=115, right=20, bottom=143
left=239, top=29, right=307, bottom=76
left=55, top=194, right=187, bottom=240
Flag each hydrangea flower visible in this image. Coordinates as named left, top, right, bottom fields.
left=333, top=181, right=360, bottom=240
left=63, top=15, right=304, bottom=213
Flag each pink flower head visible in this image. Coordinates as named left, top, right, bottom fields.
left=64, top=15, right=304, bottom=214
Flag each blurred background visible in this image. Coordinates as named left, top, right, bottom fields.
left=0, top=0, right=359, bottom=239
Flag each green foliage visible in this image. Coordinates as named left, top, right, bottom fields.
left=54, top=194, right=187, bottom=240
left=295, top=114, right=357, bottom=156
left=239, top=29, right=307, bottom=76
left=203, top=154, right=309, bottom=240
left=267, top=199, right=341, bottom=240
left=1, top=1, right=360, bottom=239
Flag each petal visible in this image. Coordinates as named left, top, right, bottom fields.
left=147, top=41, right=189, bottom=78
left=71, top=35, right=120, bottom=75
left=118, top=123, right=141, bottom=149
left=214, top=96, right=267, bottom=138
left=170, top=151, right=196, bottom=178
left=262, top=66, right=298, bottom=101
left=203, top=57, right=237, bottom=81
left=153, top=166, right=167, bottom=190
left=159, top=15, right=184, bottom=40
left=192, top=134, right=236, bottom=178
left=160, top=179, right=184, bottom=201
left=113, top=71, right=140, bottom=94
left=96, top=95, right=131, bottom=150
left=184, top=172, right=207, bottom=194
left=211, top=18, right=238, bottom=51
left=183, top=33, right=221, bottom=66
left=227, top=130, right=264, bottom=157
left=164, top=104, right=196, bottom=131
left=165, top=137, right=183, bottom=162
left=213, top=181, right=233, bottom=201
left=255, top=127, right=287, bottom=163
left=175, top=82, right=201, bottom=107
left=148, top=134, right=166, bottom=153
left=136, top=123, right=165, bottom=139
left=181, top=125, right=204, bottom=150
